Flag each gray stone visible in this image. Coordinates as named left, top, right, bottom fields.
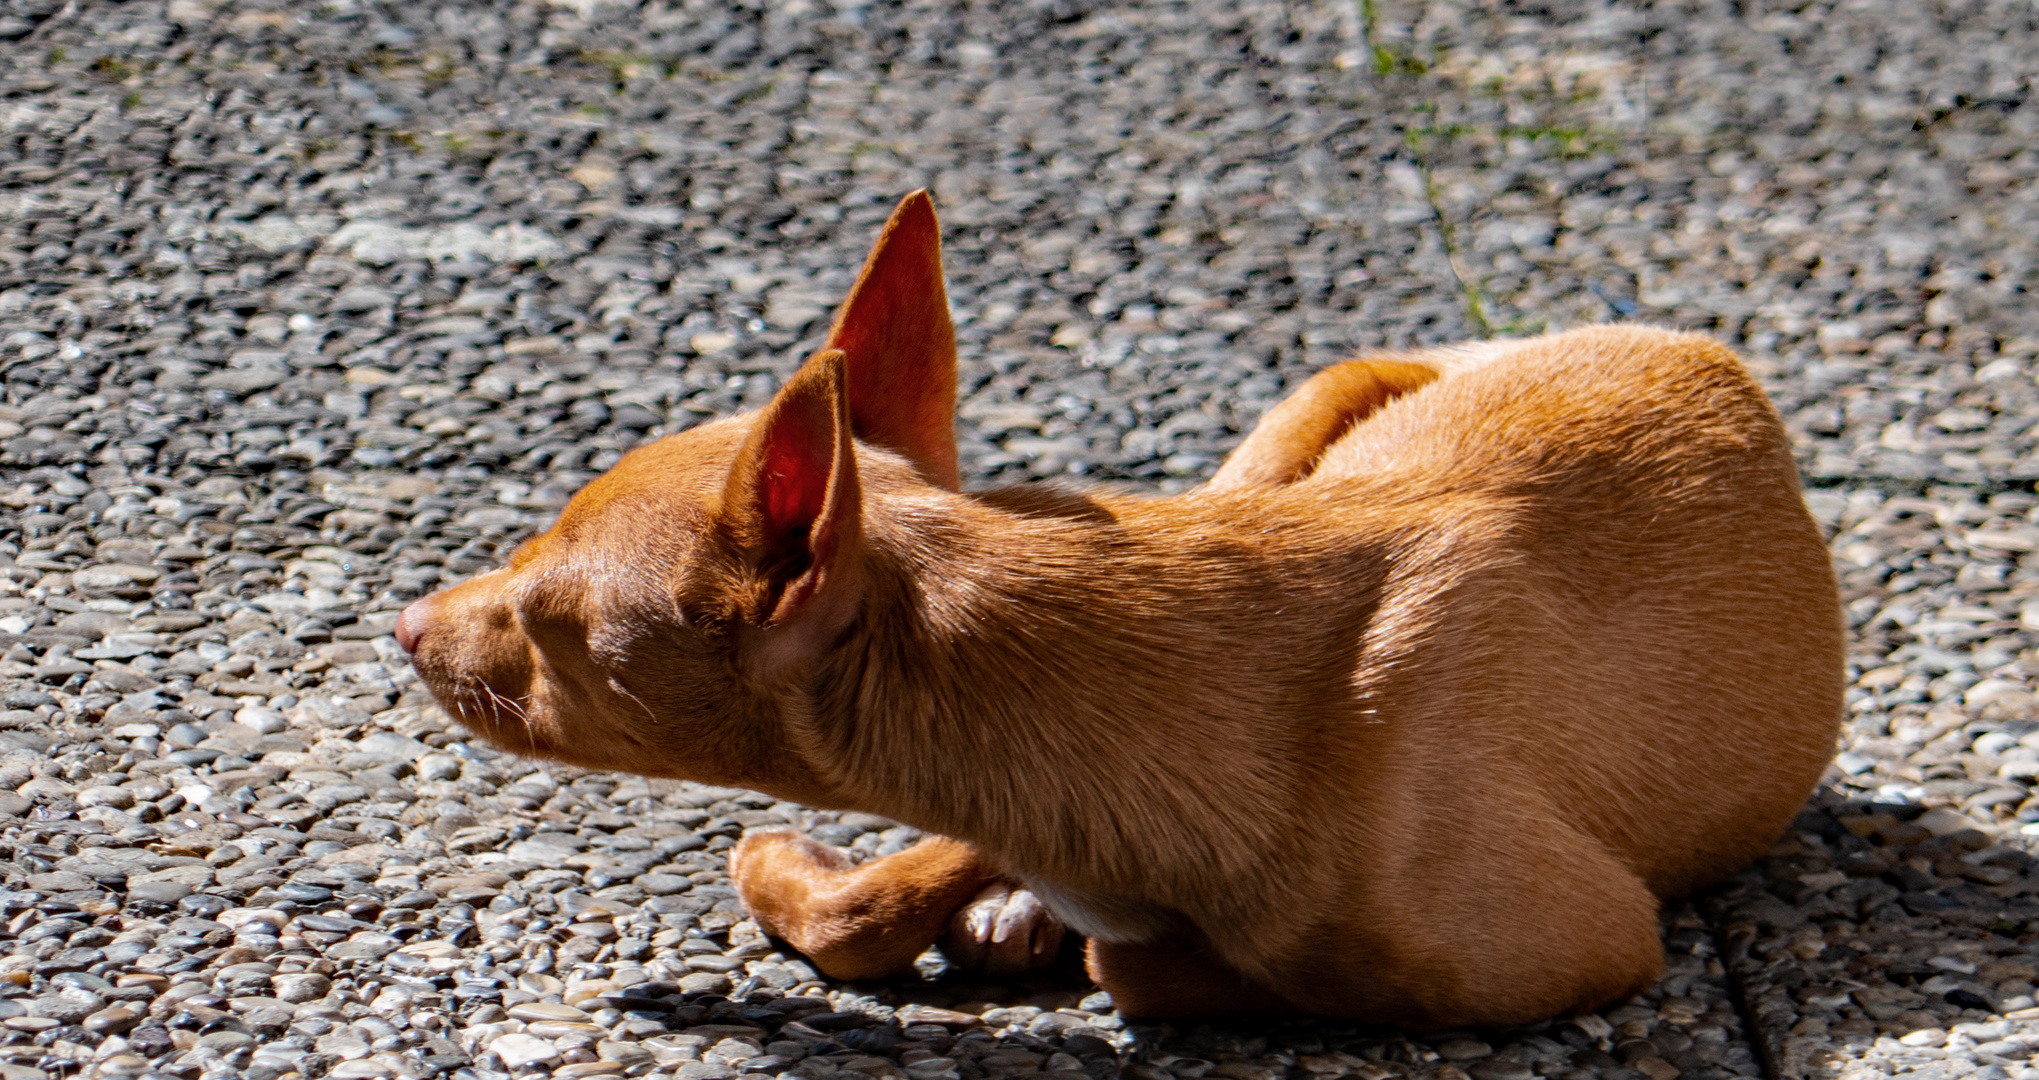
left=677, top=972, right=733, bottom=996
left=1437, top=1041, right=1494, bottom=1062
left=492, top=1032, right=561, bottom=1069
left=126, top=880, right=193, bottom=904
left=27, top=988, right=105, bottom=1025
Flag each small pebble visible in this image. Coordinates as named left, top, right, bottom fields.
left=83, top=1006, right=142, bottom=1034
left=493, top=1032, right=563, bottom=1068
left=511, top=1002, right=594, bottom=1024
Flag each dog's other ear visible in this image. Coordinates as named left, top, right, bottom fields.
left=825, top=189, right=961, bottom=491
left=722, top=349, right=863, bottom=675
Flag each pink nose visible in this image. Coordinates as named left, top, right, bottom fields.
left=394, top=599, right=432, bottom=654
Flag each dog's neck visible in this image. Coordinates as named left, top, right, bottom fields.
left=778, top=481, right=1409, bottom=900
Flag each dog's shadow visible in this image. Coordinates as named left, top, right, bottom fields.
left=792, top=784, right=2039, bottom=1079
left=815, top=906, right=1743, bottom=1080
left=1698, top=785, right=2039, bottom=1078
left=819, top=901, right=1745, bottom=1078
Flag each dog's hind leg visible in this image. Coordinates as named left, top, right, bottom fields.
left=1207, top=358, right=1437, bottom=491
left=1086, top=934, right=1293, bottom=1017
left=731, top=831, right=1061, bottom=980
left=939, top=879, right=1067, bottom=976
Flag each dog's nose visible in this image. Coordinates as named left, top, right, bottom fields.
left=394, top=598, right=433, bottom=654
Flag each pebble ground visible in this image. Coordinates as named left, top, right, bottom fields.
left=0, top=1, right=2034, bottom=1079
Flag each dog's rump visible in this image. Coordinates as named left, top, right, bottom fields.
left=1300, top=325, right=1842, bottom=898
left=1311, top=325, right=1795, bottom=498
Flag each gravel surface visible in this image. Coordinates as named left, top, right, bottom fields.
left=0, top=0, right=2034, bottom=1079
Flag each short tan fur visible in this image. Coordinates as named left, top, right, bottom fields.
left=399, top=191, right=1844, bottom=1028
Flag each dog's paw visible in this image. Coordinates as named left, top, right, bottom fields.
left=940, top=881, right=1065, bottom=976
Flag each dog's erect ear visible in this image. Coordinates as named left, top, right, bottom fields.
left=722, top=349, right=863, bottom=673
left=825, top=190, right=961, bottom=491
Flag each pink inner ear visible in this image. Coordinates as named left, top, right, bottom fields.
left=761, top=434, right=829, bottom=544
left=826, top=190, right=961, bottom=490
left=725, top=350, right=859, bottom=585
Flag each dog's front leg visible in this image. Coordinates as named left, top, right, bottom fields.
left=730, top=832, right=1062, bottom=980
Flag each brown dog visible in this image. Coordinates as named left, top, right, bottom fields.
left=397, top=191, right=1843, bottom=1027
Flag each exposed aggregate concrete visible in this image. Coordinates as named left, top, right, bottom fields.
left=0, top=0, right=2035, bottom=1078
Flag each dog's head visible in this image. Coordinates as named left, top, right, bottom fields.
left=397, top=192, right=960, bottom=791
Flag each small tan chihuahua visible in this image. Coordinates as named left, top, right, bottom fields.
left=398, top=191, right=1843, bottom=1028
